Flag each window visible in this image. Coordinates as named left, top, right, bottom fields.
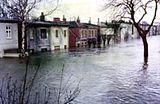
left=85, top=30, right=87, bottom=35
left=89, top=30, right=91, bottom=34
left=6, top=26, right=12, bottom=39
left=56, top=30, right=58, bottom=37
left=64, top=45, right=67, bottom=49
left=95, top=30, right=97, bottom=35
left=81, top=34, right=83, bottom=38
left=92, top=30, right=94, bottom=35
left=30, top=29, right=34, bottom=39
left=64, top=30, right=66, bottom=37
left=41, top=29, right=47, bottom=39
left=82, top=30, right=84, bottom=36
left=41, top=48, right=47, bottom=52
left=54, top=46, right=60, bottom=50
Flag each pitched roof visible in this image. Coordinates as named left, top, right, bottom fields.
left=82, top=23, right=99, bottom=28
left=68, top=21, right=99, bottom=29
left=28, top=20, right=69, bottom=27
left=0, top=18, right=19, bottom=23
left=100, top=22, right=120, bottom=28
left=68, top=21, right=84, bottom=28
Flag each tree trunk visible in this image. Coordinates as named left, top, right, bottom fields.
left=20, top=21, right=26, bottom=57
left=141, top=36, right=148, bottom=65
left=107, top=37, right=111, bottom=46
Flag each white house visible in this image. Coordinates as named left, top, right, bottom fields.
left=0, top=19, right=18, bottom=57
left=27, top=16, right=69, bottom=52
left=100, top=22, right=120, bottom=46
left=119, top=22, right=138, bottom=41
left=50, top=26, right=69, bottom=50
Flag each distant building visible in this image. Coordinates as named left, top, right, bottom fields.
left=100, top=22, right=120, bottom=46
left=155, top=22, right=160, bottom=35
left=141, top=21, right=158, bottom=36
left=69, top=17, right=99, bottom=48
left=100, top=21, right=140, bottom=46
left=120, top=22, right=139, bottom=41
left=0, top=19, right=19, bottom=57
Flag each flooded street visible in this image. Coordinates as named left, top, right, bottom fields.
left=1, top=36, right=160, bottom=104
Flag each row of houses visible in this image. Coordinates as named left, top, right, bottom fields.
left=0, top=13, right=159, bottom=57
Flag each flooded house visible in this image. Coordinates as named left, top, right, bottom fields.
left=27, top=21, right=51, bottom=52
left=27, top=13, right=69, bottom=53
left=0, top=19, right=19, bottom=57
left=69, top=17, right=99, bottom=48
left=50, top=17, right=69, bottom=50
left=120, top=22, right=139, bottom=41
left=100, top=21, right=120, bottom=46
left=100, top=21, right=140, bottom=46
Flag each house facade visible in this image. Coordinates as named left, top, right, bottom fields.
left=100, top=21, right=141, bottom=46
left=27, top=15, right=69, bottom=52
left=27, top=21, right=51, bottom=52
left=0, top=19, right=19, bottom=57
left=141, top=21, right=158, bottom=36
left=50, top=18, right=69, bottom=50
left=120, top=22, right=139, bottom=41
left=100, top=22, right=120, bottom=46
left=69, top=17, right=99, bottom=48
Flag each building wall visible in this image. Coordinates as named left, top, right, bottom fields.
left=100, top=27, right=114, bottom=35
left=50, top=27, right=69, bottom=50
left=79, top=28, right=97, bottom=46
left=27, top=27, right=50, bottom=52
left=120, top=23, right=140, bottom=41
left=120, top=23, right=133, bottom=41
left=80, top=29, right=97, bottom=38
left=100, top=26, right=116, bottom=46
left=0, top=23, right=18, bottom=50
left=69, top=28, right=80, bottom=48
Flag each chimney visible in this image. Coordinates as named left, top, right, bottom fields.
left=40, top=12, right=45, bottom=21
left=53, top=17, right=60, bottom=22
left=97, top=18, right=100, bottom=26
left=89, top=17, right=91, bottom=24
left=77, top=16, right=80, bottom=23
left=63, top=15, right=66, bottom=22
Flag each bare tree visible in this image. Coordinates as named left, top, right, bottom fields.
left=103, top=0, right=160, bottom=67
left=0, top=0, right=59, bottom=57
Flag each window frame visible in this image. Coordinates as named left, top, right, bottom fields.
left=40, top=29, right=47, bottom=39
left=30, top=29, right=35, bottom=40
left=64, top=30, right=67, bottom=38
left=56, top=30, right=59, bottom=38
left=6, top=25, right=12, bottom=39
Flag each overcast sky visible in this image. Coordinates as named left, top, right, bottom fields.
left=44, top=0, right=107, bottom=24
left=36, top=0, right=160, bottom=24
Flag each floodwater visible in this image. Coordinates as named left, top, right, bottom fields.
left=0, top=36, right=160, bottom=104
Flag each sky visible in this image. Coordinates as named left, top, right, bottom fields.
left=35, top=0, right=160, bottom=24
left=45, top=0, right=107, bottom=24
